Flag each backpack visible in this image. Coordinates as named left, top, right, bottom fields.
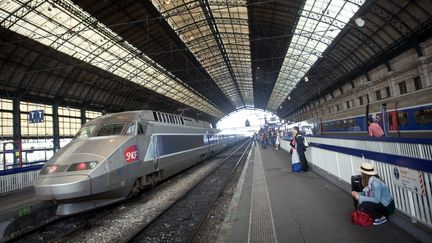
left=350, top=210, right=373, bottom=226
left=298, top=135, right=310, bottom=148
left=303, top=137, right=310, bottom=147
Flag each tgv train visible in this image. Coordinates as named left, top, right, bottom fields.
left=34, top=110, right=245, bottom=215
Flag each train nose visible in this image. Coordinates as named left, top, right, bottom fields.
left=34, top=174, right=91, bottom=200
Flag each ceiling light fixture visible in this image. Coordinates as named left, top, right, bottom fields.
left=304, top=76, right=309, bottom=82
left=355, top=18, right=365, bottom=27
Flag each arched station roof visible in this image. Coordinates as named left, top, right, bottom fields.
left=0, top=0, right=431, bottom=125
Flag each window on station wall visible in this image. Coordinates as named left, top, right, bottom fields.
left=414, top=76, right=422, bottom=90
left=385, top=86, right=391, bottom=98
left=20, top=101, right=54, bottom=165
left=86, top=110, right=102, bottom=122
left=399, top=81, right=407, bottom=94
left=20, top=101, right=53, bottom=138
left=58, top=107, right=81, bottom=140
left=0, top=98, right=13, bottom=140
left=358, top=96, right=364, bottom=106
left=346, top=101, right=350, bottom=109
left=375, top=90, right=382, bottom=100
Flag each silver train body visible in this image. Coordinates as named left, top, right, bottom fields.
left=34, top=110, right=244, bottom=215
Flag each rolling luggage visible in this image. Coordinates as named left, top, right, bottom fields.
left=351, top=175, right=363, bottom=209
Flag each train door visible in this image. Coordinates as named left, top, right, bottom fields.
left=136, top=122, right=149, bottom=163
left=152, top=134, right=159, bottom=171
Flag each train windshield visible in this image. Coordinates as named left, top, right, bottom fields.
left=96, top=123, right=126, bottom=136
left=75, top=125, right=97, bottom=139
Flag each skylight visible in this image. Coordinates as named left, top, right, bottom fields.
left=267, top=0, right=366, bottom=111
left=152, top=0, right=253, bottom=109
left=0, top=0, right=224, bottom=118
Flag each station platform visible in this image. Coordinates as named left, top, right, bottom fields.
left=0, top=187, right=36, bottom=216
left=219, top=144, right=422, bottom=243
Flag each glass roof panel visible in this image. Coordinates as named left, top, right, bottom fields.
left=152, top=0, right=252, bottom=109
left=0, top=0, right=224, bottom=118
left=267, top=0, right=365, bottom=111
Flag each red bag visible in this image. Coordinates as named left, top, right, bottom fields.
left=351, top=210, right=373, bottom=226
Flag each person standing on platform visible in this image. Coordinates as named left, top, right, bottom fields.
left=368, top=117, right=384, bottom=137
left=290, top=126, right=308, bottom=172
left=351, top=163, right=395, bottom=225
left=275, top=132, right=280, bottom=150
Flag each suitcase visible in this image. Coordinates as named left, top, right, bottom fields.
left=351, top=175, right=363, bottom=209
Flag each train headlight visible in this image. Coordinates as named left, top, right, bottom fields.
left=67, top=161, right=98, bottom=172
left=40, top=165, right=58, bottom=175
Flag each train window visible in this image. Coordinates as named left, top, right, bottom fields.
left=125, top=122, right=136, bottom=135
left=138, top=123, right=147, bottom=134
left=398, top=111, right=409, bottom=125
left=96, top=123, right=126, bottom=136
left=75, top=125, right=96, bottom=139
left=414, top=109, right=432, bottom=125
left=388, top=113, right=393, bottom=127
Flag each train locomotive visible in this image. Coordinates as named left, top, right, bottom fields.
left=34, top=110, right=244, bottom=215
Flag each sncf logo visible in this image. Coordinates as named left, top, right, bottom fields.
left=124, top=145, right=139, bottom=163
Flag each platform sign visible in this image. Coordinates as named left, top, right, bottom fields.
left=391, top=166, right=425, bottom=195
left=28, top=110, right=44, bottom=123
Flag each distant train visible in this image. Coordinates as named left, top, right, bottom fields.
left=288, top=103, right=432, bottom=138
left=34, top=110, right=245, bottom=215
left=319, top=104, right=432, bottom=134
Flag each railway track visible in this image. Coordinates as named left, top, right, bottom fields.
left=5, top=140, right=251, bottom=242
left=5, top=198, right=124, bottom=243
left=128, top=139, right=252, bottom=242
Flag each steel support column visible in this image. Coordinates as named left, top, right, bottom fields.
left=52, top=102, right=60, bottom=153
left=12, top=96, right=21, bottom=165
left=80, top=107, right=87, bottom=125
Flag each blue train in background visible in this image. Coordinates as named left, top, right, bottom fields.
left=290, top=103, right=432, bottom=139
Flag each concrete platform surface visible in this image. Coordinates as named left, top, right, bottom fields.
left=225, top=145, right=420, bottom=243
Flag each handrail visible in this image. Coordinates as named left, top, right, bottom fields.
left=0, top=165, right=43, bottom=176
left=310, top=142, right=432, bottom=173
left=302, top=134, right=432, bottom=145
